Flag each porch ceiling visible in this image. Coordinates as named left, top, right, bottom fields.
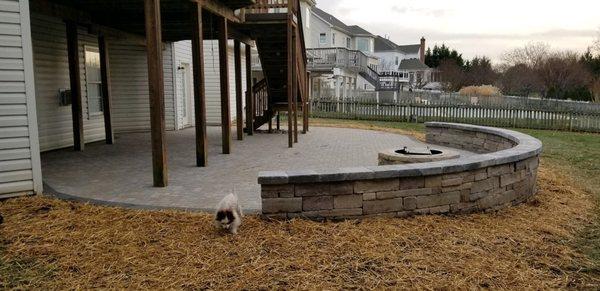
left=40, top=0, right=255, bottom=42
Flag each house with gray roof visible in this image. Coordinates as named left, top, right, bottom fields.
left=301, top=4, right=381, bottom=96
left=374, top=36, right=433, bottom=89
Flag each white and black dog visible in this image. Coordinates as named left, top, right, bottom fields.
left=214, top=193, right=243, bottom=235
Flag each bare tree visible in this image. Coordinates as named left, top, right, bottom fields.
left=591, top=78, right=600, bottom=103
left=536, top=51, right=591, bottom=99
left=439, top=59, right=465, bottom=91
left=499, top=63, right=541, bottom=96
left=594, top=28, right=600, bottom=54
left=501, top=42, right=550, bottom=68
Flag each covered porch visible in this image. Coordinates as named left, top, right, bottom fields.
left=29, top=0, right=308, bottom=193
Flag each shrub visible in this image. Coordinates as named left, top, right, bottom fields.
left=459, top=85, right=502, bottom=97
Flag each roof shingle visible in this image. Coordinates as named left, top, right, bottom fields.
left=312, top=7, right=373, bottom=37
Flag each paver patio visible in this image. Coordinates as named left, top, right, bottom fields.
left=41, top=126, right=472, bottom=212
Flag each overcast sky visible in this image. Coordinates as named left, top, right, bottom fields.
left=315, top=0, right=600, bottom=63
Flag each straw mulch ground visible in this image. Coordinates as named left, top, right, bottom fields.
left=1, top=164, right=599, bottom=289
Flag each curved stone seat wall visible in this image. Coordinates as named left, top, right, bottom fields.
left=258, top=122, right=542, bottom=220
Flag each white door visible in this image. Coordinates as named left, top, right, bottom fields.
left=179, top=63, right=193, bottom=127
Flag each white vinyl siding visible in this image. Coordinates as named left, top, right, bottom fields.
left=108, top=40, right=176, bottom=133
left=174, top=40, right=246, bottom=126
left=205, top=40, right=246, bottom=125
left=30, top=14, right=106, bottom=151
left=0, top=0, right=42, bottom=196
left=174, top=41, right=193, bottom=129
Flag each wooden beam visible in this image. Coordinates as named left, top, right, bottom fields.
left=192, top=0, right=242, bottom=24
left=218, top=16, right=231, bottom=154
left=98, top=34, right=114, bottom=144
left=234, top=40, right=243, bottom=141
left=66, top=21, right=84, bottom=151
left=144, top=0, right=168, bottom=187
left=245, top=43, right=253, bottom=136
left=191, top=2, right=208, bottom=167
left=32, top=0, right=92, bottom=26
left=286, top=13, right=293, bottom=148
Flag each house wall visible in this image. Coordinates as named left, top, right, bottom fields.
left=374, top=51, right=406, bottom=72
left=108, top=39, right=176, bottom=133
left=331, top=28, right=351, bottom=49
left=354, top=36, right=374, bottom=54
left=308, top=12, right=333, bottom=49
left=0, top=0, right=42, bottom=197
left=357, top=75, right=376, bottom=91
left=31, top=14, right=106, bottom=150
left=299, top=1, right=313, bottom=48
left=172, top=40, right=247, bottom=127
left=173, top=41, right=192, bottom=129
left=31, top=13, right=177, bottom=147
left=404, top=52, right=420, bottom=59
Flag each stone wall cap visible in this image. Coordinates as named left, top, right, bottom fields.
left=258, top=123, right=543, bottom=185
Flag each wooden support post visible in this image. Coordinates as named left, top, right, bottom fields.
left=286, top=13, right=293, bottom=148
left=144, top=0, right=168, bottom=187
left=292, top=30, right=298, bottom=143
left=98, top=34, right=114, bottom=144
left=303, top=71, right=309, bottom=133
left=245, top=43, right=253, bottom=136
left=234, top=40, right=243, bottom=141
left=66, top=21, right=84, bottom=151
left=217, top=16, right=231, bottom=154
left=268, top=116, right=272, bottom=133
left=276, top=113, right=280, bottom=130
left=191, top=2, right=207, bottom=167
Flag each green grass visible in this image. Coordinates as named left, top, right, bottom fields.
left=518, top=129, right=600, bottom=264
left=0, top=246, right=57, bottom=289
left=313, top=118, right=600, bottom=264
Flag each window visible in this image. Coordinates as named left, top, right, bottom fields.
left=319, top=33, right=326, bottom=44
left=84, top=46, right=103, bottom=117
left=346, top=37, right=351, bottom=48
left=332, top=33, right=336, bottom=45
left=357, top=38, right=370, bottom=52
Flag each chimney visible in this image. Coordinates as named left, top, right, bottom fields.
left=420, top=37, right=426, bottom=62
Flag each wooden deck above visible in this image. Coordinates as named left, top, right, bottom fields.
left=31, top=0, right=256, bottom=42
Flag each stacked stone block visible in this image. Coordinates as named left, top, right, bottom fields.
left=259, top=122, right=542, bottom=220
left=261, top=155, right=538, bottom=220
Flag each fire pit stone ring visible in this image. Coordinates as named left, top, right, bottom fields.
left=378, top=146, right=460, bottom=165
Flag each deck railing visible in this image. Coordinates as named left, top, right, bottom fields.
left=307, top=47, right=410, bottom=91
left=253, top=79, right=269, bottom=118
left=307, top=47, right=374, bottom=72
left=241, top=0, right=298, bottom=14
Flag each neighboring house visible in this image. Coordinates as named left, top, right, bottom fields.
left=0, top=0, right=306, bottom=197
left=374, top=36, right=433, bottom=89
left=301, top=4, right=380, bottom=97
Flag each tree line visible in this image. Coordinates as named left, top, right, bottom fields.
left=424, top=33, right=600, bottom=102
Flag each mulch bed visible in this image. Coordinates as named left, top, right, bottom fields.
left=1, top=163, right=598, bottom=289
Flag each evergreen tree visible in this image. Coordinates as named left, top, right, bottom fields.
left=424, top=44, right=465, bottom=68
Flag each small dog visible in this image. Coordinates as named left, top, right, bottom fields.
left=214, top=193, right=243, bottom=235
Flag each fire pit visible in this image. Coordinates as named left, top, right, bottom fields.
left=378, top=146, right=460, bottom=165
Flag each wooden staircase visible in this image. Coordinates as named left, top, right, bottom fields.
left=240, top=0, right=308, bottom=147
